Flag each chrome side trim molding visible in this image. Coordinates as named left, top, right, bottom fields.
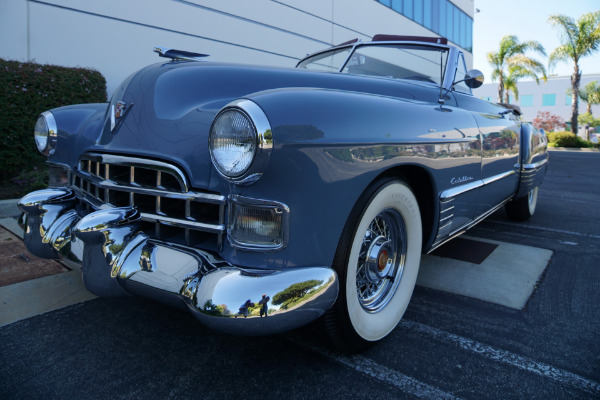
left=482, top=170, right=515, bottom=185
left=441, top=179, right=483, bottom=200
left=429, top=196, right=512, bottom=253
left=522, top=157, right=548, bottom=170
left=441, top=169, right=516, bottom=200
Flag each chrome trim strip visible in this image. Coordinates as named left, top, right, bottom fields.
left=140, top=212, right=225, bottom=234
left=41, top=111, right=58, bottom=156
left=82, top=153, right=190, bottom=192
left=441, top=179, right=483, bottom=200
left=441, top=169, right=517, bottom=200
left=523, top=157, right=548, bottom=170
left=429, top=196, right=512, bottom=253
left=72, top=170, right=225, bottom=204
left=482, top=170, right=515, bottom=186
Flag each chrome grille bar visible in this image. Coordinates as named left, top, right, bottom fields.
left=72, top=154, right=225, bottom=249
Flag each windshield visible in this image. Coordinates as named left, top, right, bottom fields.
left=298, top=44, right=448, bottom=86
left=296, top=48, right=352, bottom=72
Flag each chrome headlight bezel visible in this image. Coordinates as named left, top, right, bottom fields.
left=34, top=111, right=58, bottom=156
left=209, top=99, right=272, bottom=185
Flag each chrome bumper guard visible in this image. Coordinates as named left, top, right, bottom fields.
left=18, top=188, right=338, bottom=336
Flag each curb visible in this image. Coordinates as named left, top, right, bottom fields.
left=0, top=215, right=96, bottom=327
left=0, top=198, right=20, bottom=219
left=548, top=147, right=600, bottom=152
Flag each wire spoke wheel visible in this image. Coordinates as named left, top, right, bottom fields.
left=323, top=179, right=422, bottom=352
left=355, top=209, right=407, bottom=313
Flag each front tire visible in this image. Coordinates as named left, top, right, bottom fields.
left=505, top=186, right=538, bottom=221
left=323, top=179, right=422, bottom=352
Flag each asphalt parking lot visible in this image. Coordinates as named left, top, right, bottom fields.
left=1, top=149, right=599, bottom=400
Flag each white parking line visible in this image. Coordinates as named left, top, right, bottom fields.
left=488, top=220, right=600, bottom=240
left=402, top=320, right=600, bottom=396
left=290, top=338, right=462, bottom=400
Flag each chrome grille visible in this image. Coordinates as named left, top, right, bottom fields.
left=71, top=153, right=226, bottom=248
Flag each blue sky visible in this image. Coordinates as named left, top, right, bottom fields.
left=473, top=0, right=600, bottom=82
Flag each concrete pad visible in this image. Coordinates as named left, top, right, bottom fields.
left=0, top=217, right=23, bottom=238
left=0, top=198, right=20, bottom=218
left=417, top=236, right=552, bottom=310
left=0, top=216, right=95, bottom=326
left=0, top=270, right=96, bottom=327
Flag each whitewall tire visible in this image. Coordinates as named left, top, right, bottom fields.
left=323, top=179, right=422, bottom=351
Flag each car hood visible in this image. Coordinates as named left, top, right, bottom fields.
left=88, top=60, right=439, bottom=189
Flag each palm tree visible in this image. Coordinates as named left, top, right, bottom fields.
left=548, top=12, right=600, bottom=134
left=487, top=35, right=547, bottom=103
left=578, top=80, right=600, bottom=115
left=503, top=65, right=545, bottom=103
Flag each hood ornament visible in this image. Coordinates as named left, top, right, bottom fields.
left=153, top=46, right=209, bottom=61
left=110, top=101, right=132, bottom=132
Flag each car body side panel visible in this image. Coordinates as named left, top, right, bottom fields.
left=475, top=112, right=520, bottom=213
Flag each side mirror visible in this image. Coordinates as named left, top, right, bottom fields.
left=462, top=69, right=484, bottom=89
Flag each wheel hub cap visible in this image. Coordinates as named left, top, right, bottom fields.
left=366, top=236, right=394, bottom=282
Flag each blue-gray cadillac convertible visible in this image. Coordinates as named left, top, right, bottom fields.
left=19, top=35, right=548, bottom=352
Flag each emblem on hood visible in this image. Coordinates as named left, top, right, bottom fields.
left=110, top=101, right=132, bottom=132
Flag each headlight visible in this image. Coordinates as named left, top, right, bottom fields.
left=210, top=109, right=256, bottom=177
left=34, top=111, right=58, bottom=156
left=209, top=100, right=272, bottom=184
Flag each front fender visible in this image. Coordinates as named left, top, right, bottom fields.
left=47, top=103, right=108, bottom=168
left=214, top=88, right=480, bottom=269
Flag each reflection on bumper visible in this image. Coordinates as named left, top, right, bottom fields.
left=18, top=188, right=338, bottom=336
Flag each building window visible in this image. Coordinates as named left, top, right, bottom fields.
left=542, top=94, right=556, bottom=106
left=521, top=95, right=533, bottom=107
left=376, top=0, right=473, bottom=52
left=404, top=0, right=413, bottom=19
left=565, top=94, right=572, bottom=106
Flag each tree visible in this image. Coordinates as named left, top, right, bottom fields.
left=487, top=35, right=547, bottom=103
left=548, top=12, right=600, bottom=134
left=503, top=65, right=545, bottom=103
left=578, top=81, right=600, bottom=115
left=532, top=111, right=565, bottom=132
left=272, top=279, right=323, bottom=308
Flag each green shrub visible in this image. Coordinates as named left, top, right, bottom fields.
left=0, top=58, right=106, bottom=194
left=547, top=131, right=593, bottom=148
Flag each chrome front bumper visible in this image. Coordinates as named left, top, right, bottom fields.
left=18, top=188, right=338, bottom=335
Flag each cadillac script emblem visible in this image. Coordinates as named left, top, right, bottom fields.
left=110, top=101, right=131, bottom=132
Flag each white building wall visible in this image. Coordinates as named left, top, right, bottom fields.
left=473, top=74, right=600, bottom=126
left=1, top=0, right=473, bottom=96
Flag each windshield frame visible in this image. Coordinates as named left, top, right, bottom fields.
left=297, top=40, right=462, bottom=92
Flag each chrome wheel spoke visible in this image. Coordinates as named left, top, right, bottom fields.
left=355, top=208, right=407, bottom=313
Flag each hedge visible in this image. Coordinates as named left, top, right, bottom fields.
left=0, top=58, right=107, bottom=190
left=546, top=131, right=593, bottom=148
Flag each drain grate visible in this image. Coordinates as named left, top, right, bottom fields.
left=430, top=237, right=498, bottom=264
